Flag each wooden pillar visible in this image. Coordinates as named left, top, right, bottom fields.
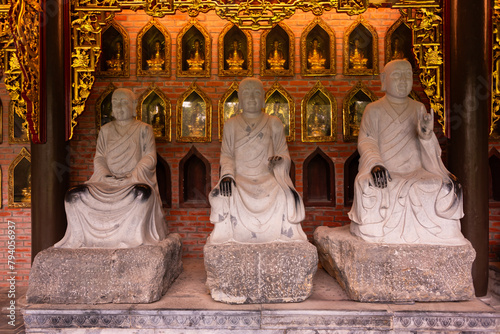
left=448, top=0, right=491, bottom=296
left=31, top=0, right=69, bottom=260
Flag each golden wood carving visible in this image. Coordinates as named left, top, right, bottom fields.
left=95, top=82, right=116, bottom=133
left=0, top=7, right=12, bottom=79
left=301, top=81, right=336, bottom=143
left=492, top=0, right=500, bottom=140
left=261, top=22, right=294, bottom=77
left=343, top=15, right=378, bottom=76
left=137, top=18, right=171, bottom=77
left=8, top=147, right=31, bottom=208
left=177, top=18, right=211, bottom=78
left=342, top=81, right=377, bottom=142
left=176, top=82, right=212, bottom=142
left=96, top=19, right=130, bottom=77
left=218, top=81, right=239, bottom=141
left=137, top=83, right=171, bottom=142
left=218, top=23, right=252, bottom=77
left=5, top=49, right=29, bottom=143
left=265, top=81, right=295, bottom=142
left=300, top=17, right=336, bottom=77
left=9, top=0, right=42, bottom=143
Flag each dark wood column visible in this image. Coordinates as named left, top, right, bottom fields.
left=31, top=0, right=69, bottom=259
left=448, top=0, right=491, bottom=296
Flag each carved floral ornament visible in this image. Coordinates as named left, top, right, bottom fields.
left=0, top=0, right=449, bottom=143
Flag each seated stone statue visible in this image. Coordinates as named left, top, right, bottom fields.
left=208, top=78, right=306, bottom=244
left=348, top=59, right=467, bottom=245
left=55, top=88, right=167, bottom=248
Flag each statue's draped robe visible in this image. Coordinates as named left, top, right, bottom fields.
left=55, top=120, right=167, bottom=248
left=348, top=97, right=467, bottom=245
left=209, top=113, right=306, bottom=243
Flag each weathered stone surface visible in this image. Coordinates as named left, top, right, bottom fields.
left=27, top=233, right=183, bottom=304
left=204, top=241, right=318, bottom=304
left=314, top=225, right=476, bottom=302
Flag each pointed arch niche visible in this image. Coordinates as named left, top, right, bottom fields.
left=343, top=16, right=378, bottom=76
left=176, top=83, right=212, bottom=143
left=177, top=19, right=211, bottom=78
left=218, top=82, right=239, bottom=141
left=301, top=81, right=337, bottom=142
left=97, top=20, right=130, bottom=77
left=265, top=82, right=295, bottom=142
left=261, top=22, right=294, bottom=77
left=137, top=83, right=171, bottom=142
left=218, top=23, right=253, bottom=77
left=137, top=18, right=171, bottom=77
left=303, top=148, right=335, bottom=207
left=300, top=17, right=336, bottom=77
left=179, top=146, right=211, bottom=208
left=9, top=147, right=31, bottom=208
left=157, top=153, right=172, bottom=208
left=490, top=148, right=500, bottom=201
left=342, top=81, right=377, bottom=142
left=95, top=83, right=116, bottom=133
left=385, top=16, right=415, bottom=67
left=344, top=150, right=360, bottom=207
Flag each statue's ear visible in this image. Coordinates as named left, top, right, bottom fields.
left=380, top=72, right=387, bottom=92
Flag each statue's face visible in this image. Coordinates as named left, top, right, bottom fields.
left=238, top=79, right=265, bottom=117
left=112, top=90, right=135, bottom=121
left=383, top=60, right=413, bottom=99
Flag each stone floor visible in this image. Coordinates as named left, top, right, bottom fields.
left=3, top=259, right=500, bottom=333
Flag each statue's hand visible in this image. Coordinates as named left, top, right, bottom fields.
left=220, top=177, right=234, bottom=197
left=418, top=106, right=434, bottom=139
left=268, top=156, right=283, bottom=169
left=371, top=165, right=392, bottom=188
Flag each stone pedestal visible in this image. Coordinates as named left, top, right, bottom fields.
left=204, top=241, right=318, bottom=304
left=314, top=225, right=476, bottom=303
left=27, top=233, right=183, bottom=304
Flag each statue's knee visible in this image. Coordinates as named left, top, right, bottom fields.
left=65, top=185, right=88, bottom=203
left=133, top=184, right=152, bottom=200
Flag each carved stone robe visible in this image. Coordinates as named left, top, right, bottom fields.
left=55, top=120, right=167, bottom=248
left=209, top=113, right=306, bottom=244
left=348, top=97, right=468, bottom=245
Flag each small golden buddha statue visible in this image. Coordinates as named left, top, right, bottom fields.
left=21, top=174, right=31, bottom=202
left=267, top=40, right=286, bottom=70
left=350, top=39, right=368, bottom=70
left=226, top=40, right=245, bottom=70
left=307, top=39, right=326, bottom=71
left=151, top=105, right=164, bottom=137
left=188, top=103, right=205, bottom=137
left=187, top=39, right=205, bottom=72
left=308, top=103, right=329, bottom=137
left=147, top=41, right=164, bottom=71
left=390, top=38, right=405, bottom=61
left=106, top=41, right=124, bottom=72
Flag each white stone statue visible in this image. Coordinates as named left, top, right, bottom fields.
left=348, top=59, right=468, bottom=245
left=55, top=88, right=167, bottom=248
left=208, top=78, right=307, bottom=244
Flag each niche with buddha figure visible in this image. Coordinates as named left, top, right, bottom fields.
left=95, top=83, right=116, bottom=133
left=385, top=17, right=415, bottom=67
left=342, top=81, right=377, bottom=142
left=9, top=100, right=29, bottom=144
left=218, top=82, right=239, bottom=141
left=303, top=147, right=335, bottom=207
left=8, top=147, right=31, bottom=208
left=261, top=22, right=294, bottom=77
left=177, top=83, right=212, bottom=143
left=300, top=17, right=336, bottom=77
left=301, top=81, right=336, bottom=142
left=137, top=19, right=171, bottom=77
left=97, top=20, right=129, bottom=77
left=344, top=150, right=360, bottom=207
left=137, top=83, right=171, bottom=142
left=179, top=146, right=210, bottom=208
left=177, top=19, right=211, bottom=78
left=265, top=82, right=295, bottom=142
left=219, top=23, right=252, bottom=77
left=343, top=16, right=378, bottom=76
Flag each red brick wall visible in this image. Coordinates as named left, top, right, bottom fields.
left=1, top=7, right=499, bottom=287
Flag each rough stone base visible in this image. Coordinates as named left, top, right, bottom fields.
left=204, top=241, right=318, bottom=304
left=27, top=233, right=183, bottom=304
left=314, top=225, right=476, bottom=303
